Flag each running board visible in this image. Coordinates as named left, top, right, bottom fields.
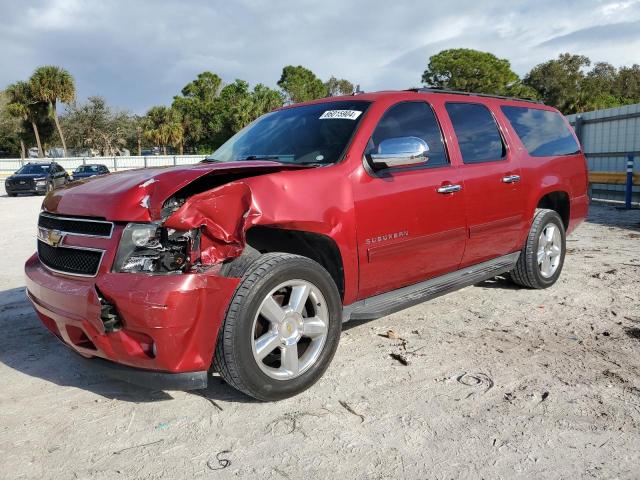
left=342, top=252, right=520, bottom=322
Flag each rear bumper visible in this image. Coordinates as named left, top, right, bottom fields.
left=25, top=253, right=240, bottom=389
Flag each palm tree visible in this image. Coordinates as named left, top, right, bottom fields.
left=164, top=117, right=184, bottom=155
left=29, top=66, right=76, bottom=157
left=5, top=81, right=44, bottom=158
left=143, top=106, right=183, bottom=154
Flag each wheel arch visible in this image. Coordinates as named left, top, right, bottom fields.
left=244, top=226, right=346, bottom=300
left=536, top=190, right=570, bottom=230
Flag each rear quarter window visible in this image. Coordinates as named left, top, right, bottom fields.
left=445, top=103, right=506, bottom=164
left=500, top=106, right=580, bottom=157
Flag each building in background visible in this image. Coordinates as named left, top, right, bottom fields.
left=567, top=104, right=640, bottom=205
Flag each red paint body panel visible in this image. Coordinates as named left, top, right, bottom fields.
left=25, top=90, right=588, bottom=378
left=25, top=254, right=239, bottom=372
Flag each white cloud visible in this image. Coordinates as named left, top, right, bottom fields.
left=1, top=0, right=639, bottom=113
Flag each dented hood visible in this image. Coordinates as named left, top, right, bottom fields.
left=43, top=161, right=303, bottom=222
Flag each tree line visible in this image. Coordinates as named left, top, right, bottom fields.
left=1, top=50, right=639, bottom=158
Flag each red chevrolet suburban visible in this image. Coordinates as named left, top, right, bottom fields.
left=25, top=89, right=589, bottom=400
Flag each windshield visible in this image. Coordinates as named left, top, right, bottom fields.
left=209, top=100, right=371, bottom=165
left=75, top=165, right=102, bottom=173
left=16, top=164, right=50, bottom=174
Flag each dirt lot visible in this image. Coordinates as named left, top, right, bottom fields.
left=0, top=188, right=639, bottom=480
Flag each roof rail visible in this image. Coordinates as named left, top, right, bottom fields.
left=406, top=87, right=543, bottom=104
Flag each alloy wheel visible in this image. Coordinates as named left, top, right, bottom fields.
left=251, top=279, right=329, bottom=380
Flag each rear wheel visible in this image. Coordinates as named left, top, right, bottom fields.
left=510, top=208, right=566, bottom=289
left=213, top=253, right=342, bottom=401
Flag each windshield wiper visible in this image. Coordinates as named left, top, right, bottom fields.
left=238, top=155, right=284, bottom=162
left=201, top=157, right=223, bottom=163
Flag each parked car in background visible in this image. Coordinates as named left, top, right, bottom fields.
left=25, top=89, right=588, bottom=401
left=70, top=164, right=110, bottom=181
left=5, top=162, right=69, bottom=196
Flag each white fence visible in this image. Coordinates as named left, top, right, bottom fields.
left=0, top=155, right=209, bottom=175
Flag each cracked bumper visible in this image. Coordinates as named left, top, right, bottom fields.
left=25, top=253, right=240, bottom=389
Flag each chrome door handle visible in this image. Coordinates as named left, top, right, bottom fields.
left=437, top=184, right=462, bottom=194
left=502, top=174, right=521, bottom=183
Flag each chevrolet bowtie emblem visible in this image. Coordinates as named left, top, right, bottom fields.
left=38, top=227, right=65, bottom=248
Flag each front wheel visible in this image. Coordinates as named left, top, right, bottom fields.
left=213, top=253, right=342, bottom=401
left=510, top=208, right=566, bottom=289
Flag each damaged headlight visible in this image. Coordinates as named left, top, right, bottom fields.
left=113, top=223, right=195, bottom=274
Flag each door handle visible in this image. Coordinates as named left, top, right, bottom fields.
left=437, top=184, right=462, bottom=194
left=502, top=174, right=521, bottom=184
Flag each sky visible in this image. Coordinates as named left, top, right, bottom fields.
left=1, top=0, right=639, bottom=114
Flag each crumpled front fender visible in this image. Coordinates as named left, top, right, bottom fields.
left=163, top=182, right=261, bottom=264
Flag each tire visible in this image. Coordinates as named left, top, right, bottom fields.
left=213, top=252, right=342, bottom=401
left=47, top=182, right=54, bottom=193
left=7, top=193, right=16, bottom=197
left=510, top=208, right=566, bottom=289
left=219, top=246, right=261, bottom=278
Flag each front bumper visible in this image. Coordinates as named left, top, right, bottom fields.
left=5, top=183, right=46, bottom=194
left=25, top=254, right=240, bottom=390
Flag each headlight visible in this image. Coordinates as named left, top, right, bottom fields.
left=36, top=180, right=47, bottom=186
left=113, top=223, right=193, bottom=274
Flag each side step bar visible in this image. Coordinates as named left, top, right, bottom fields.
left=342, top=252, right=520, bottom=322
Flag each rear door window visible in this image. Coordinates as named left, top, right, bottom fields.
left=500, top=106, right=580, bottom=157
left=445, top=103, right=506, bottom=164
left=365, top=101, right=449, bottom=168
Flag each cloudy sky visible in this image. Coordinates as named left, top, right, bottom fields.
left=2, top=0, right=639, bottom=113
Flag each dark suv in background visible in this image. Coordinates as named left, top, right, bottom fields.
left=5, top=162, right=69, bottom=196
left=70, top=164, right=110, bottom=181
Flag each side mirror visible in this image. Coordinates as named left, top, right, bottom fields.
left=369, top=136, right=429, bottom=168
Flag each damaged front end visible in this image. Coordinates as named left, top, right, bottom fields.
left=113, top=222, right=197, bottom=274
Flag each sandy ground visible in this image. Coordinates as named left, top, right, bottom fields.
left=0, top=187, right=639, bottom=480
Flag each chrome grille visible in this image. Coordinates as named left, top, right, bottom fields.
left=38, top=212, right=113, bottom=238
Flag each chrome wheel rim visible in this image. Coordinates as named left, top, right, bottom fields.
left=537, top=223, right=562, bottom=278
left=251, top=279, right=329, bottom=380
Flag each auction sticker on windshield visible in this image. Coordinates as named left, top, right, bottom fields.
left=319, top=110, right=362, bottom=120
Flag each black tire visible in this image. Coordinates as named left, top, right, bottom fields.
left=7, top=193, right=16, bottom=197
left=213, top=252, right=342, bottom=401
left=219, top=246, right=261, bottom=278
left=510, top=208, right=566, bottom=289
left=47, top=182, right=54, bottom=193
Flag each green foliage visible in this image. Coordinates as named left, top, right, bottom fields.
left=278, top=65, right=328, bottom=104
left=172, top=72, right=283, bottom=151
left=614, top=64, right=640, bottom=103
left=0, top=91, right=23, bottom=156
left=4, top=81, right=55, bottom=157
left=524, top=54, right=640, bottom=113
left=61, top=96, right=139, bottom=156
left=143, top=106, right=184, bottom=154
left=422, top=48, right=531, bottom=97
left=524, top=54, right=591, bottom=114
left=29, top=66, right=76, bottom=105
left=325, top=76, right=354, bottom=96
left=29, top=65, right=76, bottom=155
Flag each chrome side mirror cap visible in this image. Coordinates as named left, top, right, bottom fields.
left=369, top=136, right=429, bottom=168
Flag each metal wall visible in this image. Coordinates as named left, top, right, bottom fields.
left=567, top=103, right=640, bottom=204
